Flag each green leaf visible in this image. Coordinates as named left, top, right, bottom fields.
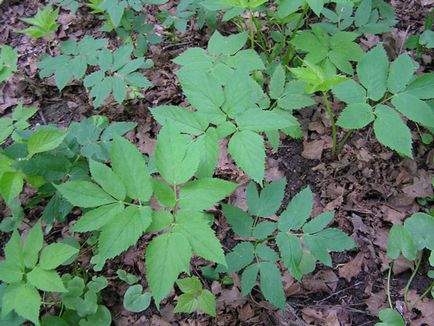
left=336, top=103, right=375, bottom=129
left=152, top=179, right=176, bottom=207
left=89, top=160, right=126, bottom=201
left=39, top=243, right=79, bottom=270
left=111, top=76, right=126, bottom=104
left=278, top=81, right=316, bottom=110
left=0, top=172, right=23, bottom=204
left=302, top=211, right=334, bottom=234
left=269, top=64, right=286, bottom=99
left=22, top=221, right=43, bottom=269
left=0, top=260, right=23, bottom=283
left=252, top=221, right=277, bottom=239
left=20, top=5, right=59, bottom=38
left=79, top=305, right=112, bottom=326
left=247, top=179, right=286, bottom=217
left=405, top=73, right=434, bottom=99
left=332, top=79, right=366, bottom=104
left=404, top=213, right=434, bottom=251
left=259, top=262, right=285, bottom=308
left=387, top=53, right=417, bottom=94
left=71, top=203, right=124, bottom=232
left=256, top=243, right=279, bottom=262
left=14, top=283, right=41, bottom=325
left=228, top=130, right=265, bottom=184
left=27, top=267, right=66, bottom=292
left=222, top=204, right=253, bottom=238
left=146, top=232, right=192, bottom=305
left=28, top=129, right=66, bottom=156
left=176, top=276, right=202, bottom=294
left=56, top=181, right=117, bottom=208
left=276, top=232, right=303, bottom=281
left=174, top=293, right=198, bottom=314
left=357, top=45, right=389, bottom=101
left=241, top=263, right=259, bottom=296
left=387, top=224, right=417, bottom=260
left=278, top=187, right=312, bottom=232
left=208, top=31, right=248, bottom=56
left=391, top=93, right=434, bottom=128
left=225, top=242, right=255, bottom=273
left=306, top=0, right=324, bottom=16
left=123, top=285, right=152, bottom=313
left=236, top=109, right=298, bottom=132
left=373, top=105, right=413, bottom=158
left=376, top=308, right=405, bottom=326
left=195, top=128, right=219, bottom=178
left=178, top=178, right=238, bottom=211
left=87, top=276, right=108, bottom=292
left=154, top=125, right=200, bottom=185
left=117, top=269, right=139, bottom=285
left=93, top=206, right=151, bottom=269
left=111, top=137, right=152, bottom=202
left=197, top=290, right=216, bottom=317
left=173, top=211, right=226, bottom=265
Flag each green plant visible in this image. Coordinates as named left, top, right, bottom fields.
left=203, top=180, right=356, bottom=308
left=0, top=222, right=79, bottom=325
left=0, top=45, right=17, bottom=84
left=53, top=0, right=81, bottom=13
left=378, top=212, right=434, bottom=325
left=123, top=285, right=152, bottom=313
left=406, top=10, right=434, bottom=56
left=19, top=5, right=60, bottom=39
left=174, top=276, right=216, bottom=316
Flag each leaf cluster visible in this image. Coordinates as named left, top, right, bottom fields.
left=19, top=5, right=60, bottom=39
left=0, top=45, right=17, bottom=84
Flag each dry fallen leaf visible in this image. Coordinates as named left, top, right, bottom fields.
left=338, top=252, right=365, bottom=282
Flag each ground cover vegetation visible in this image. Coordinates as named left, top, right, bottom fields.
left=0, top=0, right=433, bottom=324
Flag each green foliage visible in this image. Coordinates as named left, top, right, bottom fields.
left=0, top=45, right=17, bottom=84
left=20, top=5, right=60, bottom=39
left=333, top=45, right=434, bottom=158
left=0, top=223, right=78, bottom=325
left=54, top=0, right=81, bottom=13
left=123, top=285, right=152, bottom=312
left=0, top=103, right=37, bottom=145
left=217, top=180, right=355, bottom=308
left=174, top=276, right=216, bottom=316
left=375, top=308, right=405, bottom=326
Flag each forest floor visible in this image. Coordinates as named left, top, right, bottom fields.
left=0, top=0, right=433, bottom=325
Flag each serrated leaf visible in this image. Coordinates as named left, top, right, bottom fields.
left=22, top=221, right=43, bottom=269
left=111, top=137, right=152, bottom=202
left=174, top=293, right=197, bottom=314
left=278, top=187, right=312, bottom=232
left=241, top=263, right=259, bottom=296
left=0, top=172, right=23, bottom=204
left=332, top=79, right=366, bottom=104
left=146, top=232, right=192, bottom=305
left=276, top=232, right=303, bottom=281
left=252, top=221, right=276, bottom=239
left=302, top=211, right=334, bottom=234
left=228, top=130, right=265, bottom=184
left=336, top=103, right=375, bottom=129
left=387, top=53, right=417, bottom=94
left=28, top=129, right=66, bottom=156
left=256, top=243, right=279, bottom=262
left=197, top=290, right=216, bottom=317
left=357, top=45, right=388, bottom=101
left=222, top=204, right=254, bottom=238
left=405, top=73, right=434, bottom=99
left=176, top=276, right=202, bottom=294
left=373, top=105, right=412, bottom=158
left=71, top=203, right=124, bottom=232
left=225, top=242, right=255, bottom=273
left=56, top=181, right=116, bottom=208
left=173, top=211, right=226, bottom=265
left=269, top=64, right=286, bottom=99
left=178, top=178, right=238, bottom=211
left=152, top=179, right=176, bottom=207
left=39, top=243, right=79, bottom=270
left=27, top=267, right=66, bottom=292
left=208, top=31, right=248, bottom=56
left=391, top=93, right=434, bottom=128
left=13, top=283, right=41, bottom=325
left=195, top=128, right=219, bottom=178
left=247, top=178, right=286, bottom=217
left=89, top=160, right=126, bottom=201
left=236, top=109, right=298, bottom=132
left=259, top=262, right=285, bottom=308
left=151, top=105, right=207, bottom=135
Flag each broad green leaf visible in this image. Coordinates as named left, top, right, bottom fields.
left=228, top=130, right=265, bottom=184
left=222, top=204, right=254, bottom=238
left=173, top=211, right=226, bottom=265
left=276, top=232, right=303, bottom=281
left=357, top=45, right=388, bottom=101
left=225, top=242, right=255, bottom=272
left=306, top=0, right=324, bottom=16
left=387, top=224, right=417, bottom=260
left=87, top=276, right=108, bottom=292
left=39, top=243, right=79, bottom=270
left=146, top=232, right=192, bottom=305
left=241, top=263, right=259, bottom=296
left=71, top=203, right=124, bottom=232
left=79, top=305, right=112, bottom=326
left=93, top=206, right=151, bottom=269
left=332, top=79, right=366, bottom=104
left=405, top=73, right=434, bottom=100
left=278, top=80, right=316, bottom=110
left=27, top=267, right=66, bottom=292
left=404, top=213, right=434, bottom=251
left=4, top=231, right=23, bottom=263
left=387, top=53, right=417, bottom=94
left=256, top=243, right=279, bottom=262
left=123, top=285, right=151, bottom=313
left=304, top=234, right=332, bottom=266
left=22, top=222, right=43, bottom=269
left=373, top=105, right=412, bottom=158
left=151, top=105, right=207, bottom=135
left=0, top=261, right=23, bottom=283
left=152, top=179, right=176, bottom=207
left=278, top=187, right=313, bottom=232
left=252, top=221, right=276, bottom=239
left=269, top=64, right=286, bottom=99
left=277, top=0, right=305, bottom=18
left=111, top=137, right=152, bottom=202
left=154, top=125, right=200, bottom=185
left=236, top=109, right=298, bottom=132
left=302, top=211, right=334, bottom=234
left=376, top=308, right=405, bottom=326
left=336, top=103, right=375, bottom=129
left=14, top=283, right=41, bottom=325
left=89, top=160, right=126, bottom=201
left=0, top=172, right=23, bottom=204
left=117, top=269, right=139, bottom=285
left=197, top=290, right=216, bottom=317
left=176, top=276, right=202, bottom=294
left=174, top=293, right=197, bottom=314
left=178, top=178, right=238, bottom=211
left=56, top=181, right=116, bottom=208
left=208, top=31, right=248, bottom=56
left=392, top=93, right=434, bottom=128
left=27, top=129, right=66, bottom=156
left=247, top=178, right=286, bottom=217
left=195, top=128, right=219, bottom=178
left=259, top=262, right=285, bottom=308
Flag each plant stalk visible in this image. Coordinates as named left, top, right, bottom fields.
left=322, top=92, right=337, bottom=157
left=404, top=251, right=423, bottom=308
left=387, top=261, right=394, bottom=309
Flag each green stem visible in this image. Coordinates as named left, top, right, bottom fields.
left=387, top=261, right=394, bottom=309
left=404, top=251, right=423, bottom=308
left=249, top=10, right=255, bottom=49
left=323, top=92, right=337, bottom=157
left=411, top=281, right=434, bottom=309
left=336, top=130, right=353, bottom=156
